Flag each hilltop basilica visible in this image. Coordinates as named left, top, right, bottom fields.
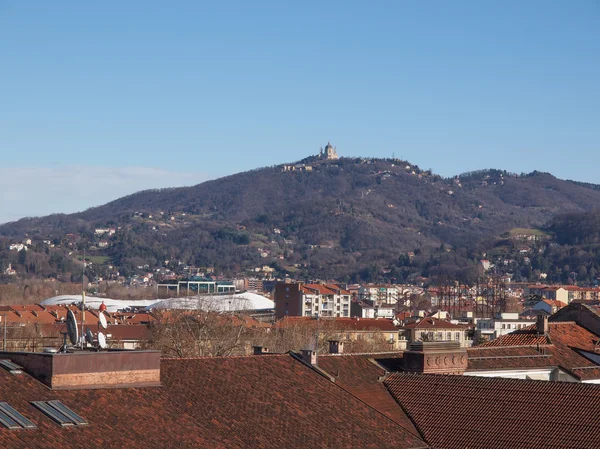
left=318, top=142, right=339, bottom=160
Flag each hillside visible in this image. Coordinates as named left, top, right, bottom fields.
left=2, top=157, right=600, bottom=282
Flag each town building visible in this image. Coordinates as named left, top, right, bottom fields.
left=532, top=299, right=567, bottom=314
left=401, top=317, right=470, bottom=347
left=274, top=282, right=351, bottom=318
left=358, top=284, right=400, bottom=304
left=350, top=299, right=396, bottom=319
left=466, top=314, right=600, bottom=383
left=475, top=312, right=536, bottom=342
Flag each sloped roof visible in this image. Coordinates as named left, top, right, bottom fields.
left=385, top=373, right=600, bottom=449
left=470, top=322, right=600, bottom=380
left=478, top=325, right=551, bottom=346
left=402, top=317, right=464, bottom=330
left=275, top=317, right=398, bottom=331
left=302, top=283, right=351, bottom=295
left=540, top=299, right=567, bottom=307
left=317, top=353, right=418, bottom=435
left=0, top=354, right=428, bottom=449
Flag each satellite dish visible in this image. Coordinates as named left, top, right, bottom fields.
left=85, top=328, right=94, bottom=345
left=66, top=310, right=79, bottom=346
left=98, top=313, right=107, bottom=329
left=97, top=332, right=106, bottom=349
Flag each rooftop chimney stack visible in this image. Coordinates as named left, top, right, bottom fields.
left=300, top=349, right=317, bottom=365
left=328, top=340, right=344, bottom=354
left=537, top=315, right=549, bottom=335
left=403, top=341, right=467, bottom=375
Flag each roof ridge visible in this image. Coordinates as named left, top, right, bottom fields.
left=309, top=358, right=431, bottom=448
left=162, top=353, right=289, bottom=361
left=319, top=351, right=401, bottom=357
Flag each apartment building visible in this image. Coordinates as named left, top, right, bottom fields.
left=274, top=282, right=351, bottom=318
left=358, top=284, right=400, bottom=304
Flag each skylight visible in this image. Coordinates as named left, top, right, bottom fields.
left=0, top=402, right=36, bottom=429
left=31, top=401, right=87, bottom=427
left=0, top=359, right=23, bottom=374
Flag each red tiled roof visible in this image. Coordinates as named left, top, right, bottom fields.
left=541, top=299, right=567, bottom=307
left=302, top=283, right=351, bottom=295
left=0, top=354, right=428, bottom=449
left=402, top=317, right=463, bottom=330
left=332, top=318, right=398, bottom=331
left=472, top=322, right=600, bottom=380
left=275, top=317, right=398, bottom=331
left=467, top=346, right=555, bottom=371
left=385, top=373, right=600, bottom=449
left=317, top=353, right=418, bottom=435
left=478, top=325, right=551, bottom=347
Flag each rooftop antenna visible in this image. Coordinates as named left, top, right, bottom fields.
left=81, top=249, right=86, bottom=349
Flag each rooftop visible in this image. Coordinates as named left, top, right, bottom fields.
left=0, top=353, right=428, bottom=449
left=385, top=373, right=600, bottom=449
left=469, top=322, right=600, bottom=380
left=402, top=317, right=464, bottom=330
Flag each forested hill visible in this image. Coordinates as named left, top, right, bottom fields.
left=2, top=157, right=600, bottom=281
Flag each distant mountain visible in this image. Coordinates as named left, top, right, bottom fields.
left=2, top=157, right=600, bottom=281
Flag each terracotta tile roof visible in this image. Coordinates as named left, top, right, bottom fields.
left=331, top=318, right=398, bottom=331
left=385, top=373, right=600, bottom=449
left=467, top=346, right=555, bottom=371
left=471, top=322, right=600, bottom=380
left=402, top=317, right=463, bottom=330
left=275, top=317, right=398, bottom=331
left=317, top=353, right=419, bottom=435
left=0, top=354, right=429, bottom=449
left=302, top=283, right=351, bottom=295
left=478, top=324, right=550, bottom=346
left=541, top=299, right=567, bottom=307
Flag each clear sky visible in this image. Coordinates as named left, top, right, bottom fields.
left=1, top=1, right=598, bottom=223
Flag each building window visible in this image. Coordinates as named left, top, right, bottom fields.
left=446, top=332, right=451, bottom=341
left=455, top=332, right=460, bottom=341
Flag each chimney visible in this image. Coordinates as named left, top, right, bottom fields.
left=253, top=346, right=269, bottom=355
left=328, top=340, right=344, bottom=354
left=0, top=350, right=161, bottom=390
left=403, top=341, right=467, bottom=375
left=536, top=315, right=549, bottom=334
left=300, top=349, right=317, bottom=365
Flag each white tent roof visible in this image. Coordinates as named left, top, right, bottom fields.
left=146, top=292, right=274, bottom=312
left=40, top=292, right=274, bottom=313
left=40, top=295, right=159, bottom=312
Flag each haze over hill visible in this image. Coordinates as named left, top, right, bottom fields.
left=2, top=156, right=600, bottom=282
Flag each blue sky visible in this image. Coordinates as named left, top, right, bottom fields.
left=0, top=1, right=598, bottom=223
